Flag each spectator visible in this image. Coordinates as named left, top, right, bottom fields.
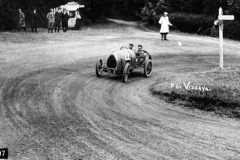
left=74, top=11, right=81, bottom=30
left=46, top=9, right=55, bottom=33
left=62, top=9, right=69, bottom=32
left=31, top=8, right=38, bottom=33
left=55, top=8, right=62, bottom=32
left=159, top=12, right=172, bottom=40
left=18, top=8, right=26, bottom=32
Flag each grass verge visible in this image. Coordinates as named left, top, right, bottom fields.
left=151, top=68, right=240, bottom=119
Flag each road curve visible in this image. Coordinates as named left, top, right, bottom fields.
left=0, top=23, right=240, bottom=160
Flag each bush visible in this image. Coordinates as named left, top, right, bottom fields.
left=224, top=21, right=240, bottom=40
left=169, top=12, right=215, bottom=33
left=167, top=12, right=240, bottom=41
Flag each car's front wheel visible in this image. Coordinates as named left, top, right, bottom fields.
left=96, top=59, right=103, bottom=77
left=122, top=63, right=130, bottom=83
left=144, top=60, right=152, bottom=77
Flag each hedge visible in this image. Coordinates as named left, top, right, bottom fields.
left=168, top=12, right=240, bottom=41
left=224, top=21, right=240, bottom=40
left=169, top=12, right=215, bottom=33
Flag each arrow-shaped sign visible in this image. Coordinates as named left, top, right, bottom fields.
left=218, top=15, right=234, bottom=20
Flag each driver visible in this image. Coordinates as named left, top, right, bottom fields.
left=136, top=45, right=150, bottom=64
left=129, top=43, right=134, bottom=50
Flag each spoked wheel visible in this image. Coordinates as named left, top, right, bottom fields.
left=96, top=59, right=103, bottom=77
left=122, top=63, right=130, bottom=83
left=144, top=60, right=152, bottom=77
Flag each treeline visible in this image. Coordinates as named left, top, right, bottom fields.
left=141, top=0, right=240, bottom=23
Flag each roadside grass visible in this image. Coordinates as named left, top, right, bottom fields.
left=151, top=67, right=240, bottom=119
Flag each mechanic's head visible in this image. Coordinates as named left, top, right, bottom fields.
left=138, top=45, right=143, bottom=50
left=129, top=43, right=134, bottom=50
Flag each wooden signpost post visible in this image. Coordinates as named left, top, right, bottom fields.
left=217, top=6, right=234, bottom=69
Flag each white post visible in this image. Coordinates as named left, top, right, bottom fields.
left=219, top=7, right=224, bottom=69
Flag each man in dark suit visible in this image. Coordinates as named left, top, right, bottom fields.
left=31, top=8, right=38, bottom=33
left=62, top=9, right=69, bottom=32
left=55, top=8, right=62, bottom=32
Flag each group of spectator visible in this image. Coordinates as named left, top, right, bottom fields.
left=18, top=8, right=40, bottom=32
left=18, top=7, right=80, bottom=33
left=46, top=8, right=69, bottom=33
left=18, top=8, right=43, bottom=33
left=17, top=7, right=171, bottom=41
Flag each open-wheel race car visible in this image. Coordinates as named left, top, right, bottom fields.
left=95, top=47, right=153, bottom=83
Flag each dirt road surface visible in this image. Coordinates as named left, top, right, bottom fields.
left=0, top=21, right=240, bottom=160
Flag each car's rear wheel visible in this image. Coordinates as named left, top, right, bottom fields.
left=144, top=60, right=152, bottom=77
left=122, top=63, right=130, bottom=83
left=96, top=59, right=103, bottom=77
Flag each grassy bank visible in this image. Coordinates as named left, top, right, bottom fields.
left=151, top=68, right=240, bottom=119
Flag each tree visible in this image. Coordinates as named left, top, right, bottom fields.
left=141, top=0, right=168, bottom=23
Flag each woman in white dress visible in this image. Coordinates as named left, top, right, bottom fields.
left=159, top=12, right=172, bottom=40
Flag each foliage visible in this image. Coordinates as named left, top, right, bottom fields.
left=168, top=12, right=240, bottom=40
left=169, top=12, right=215, bottom=33
left=141, top=0, right=168, bottom=24
left=0, top=1, right=17, bottom=30
left=224, top=21, right=240, bottom=40
left=141, top=0, right=240, bottom=22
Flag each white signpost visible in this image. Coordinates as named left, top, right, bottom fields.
left=218, top=7, right=234, bottom=69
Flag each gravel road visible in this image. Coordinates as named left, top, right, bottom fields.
left=0, top=21, right=240, bottom=160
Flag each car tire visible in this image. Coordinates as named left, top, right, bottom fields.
left=122, top=63, right=130, bottom=83
left=144, top=60, right=152, bottom=77
left=96, top=59, right=103, bottom=77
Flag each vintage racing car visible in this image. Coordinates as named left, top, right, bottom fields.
left=95, top=47, right=152, bottom=83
